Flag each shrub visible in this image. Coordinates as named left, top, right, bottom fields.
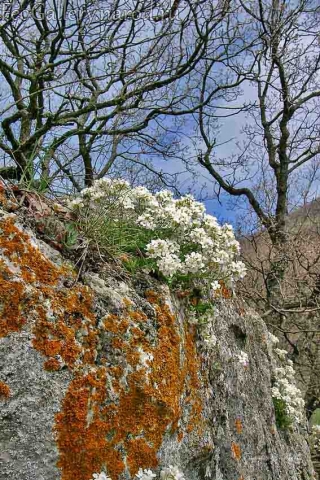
left=68, top=178, right=246, bottom=306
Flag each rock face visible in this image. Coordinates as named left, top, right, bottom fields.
left=0, top=210, right=315, bottom=480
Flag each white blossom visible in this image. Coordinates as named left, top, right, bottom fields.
left=271, top=347, right=304, bottom=425
left=268, top=332, right=279, bottom=345
left=274, top=348, right=288, bottom=360
left=211, top=281, right=221, bottom=292
left=237, top=351, right=249, bottom=367
left=135, top=469, right=157, bottom=480
left=145, top=239, right=179, bottom=258
left=157, top=254, right=182, bottom=277
left=312, top=425, right=320, bottom=453
left=160, top=465, right=186, bottom=480
left=92, top=473, right=112, bottom=480
left=184, top=252, right=205, bottom=273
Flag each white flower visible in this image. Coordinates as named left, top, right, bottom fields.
left=271, top=350, right=304, bottom=425
left=274, top=348, right=288, bottom=360
left=160, top=465, right=185, bottom=480
left=122, top=196, right=135, bottom=209
left=155, top=189, right=174, bottom=203
left=237, top=351, right=249, bottom=367
left=137, top=212, right=157, bottom=229
left=136, top=468, right=157, bottom=480
left=268, top=332, right=279, bottom=345
left=183, top=252, right=205, bottom=273
left=157, top=254, right=182, bottom=277
left=230, top=261, right=247, bottom=279
left=92, top=472, right=111, bottom=480
left=145, top=239, right=179, bottom=258
left=68, top=197, right=84, bottom=209
left=271, top=387, right=282, bottom=399
left=211, top=281, right=221, bottom=292
left=203, top=332, right=217, bottom=347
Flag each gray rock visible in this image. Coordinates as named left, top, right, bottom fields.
left=0, top=212, right=315, bottom=480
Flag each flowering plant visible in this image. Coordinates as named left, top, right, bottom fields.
left=91, top=473, right=111, bottom=480
left=68, top=179, right=245, bottom=303
left=311, top=425, right=320, bottom=453
left=136, top=468, right=157, bottom=480
left=269, top=341, right=304, bottom=427
left=91, top=466, right=185, bottom=480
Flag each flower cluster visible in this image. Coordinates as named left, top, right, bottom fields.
left=68, top=178, right=246, bottom=293
left=237, top=350, right=249, bottom=367
left=91, top=473, right=111, bottom=480
left=136, top=469, right=157, bottom=480
left=268, top=332, right=280, bottom=346
left=311, top=425, right=320, bottom=453
left=271, top=347, right=304, bottom=425
left=160, top=465, right=185, bottom=480
left=91, top=466, right=185, bottom=480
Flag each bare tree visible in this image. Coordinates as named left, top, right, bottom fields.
left=191, top=0, right=320, bottom=419
left=0, top=0, right=250, bottom=193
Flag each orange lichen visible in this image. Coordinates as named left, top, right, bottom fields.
left=0, top=184, right=19, bottom=211
left=55, top=292, right=204, bottom=479
left=183, top=326, right=203, bottom=434
left=55, top=370, right=126, bottom=480
left=128, top=310, right=147, bottom=322
left=0, top=262, right=27, bottom=337
left=231, top=442, right=242, bottom=461
left=0, top=217, right=61, bottom=286
left=0, top=381, right=11, bottom=398
left=0, top=217, right=63, bottom=339
left=0, top=185, right=7, bottom=207
left=235, top=418, right=243, bottom=434
left=103, top=314, right=129, bottom=335
left=44, top=358, right=62, bottom=371
left=126, top=438, right=158, bottom=474
left=30, top=283, right=97, bottom=371
left=213, top=280, right=232, bottom=299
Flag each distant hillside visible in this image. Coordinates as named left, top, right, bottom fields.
left=239, top=197, right=320, bottom=308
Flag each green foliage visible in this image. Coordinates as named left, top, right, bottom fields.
left=122, top=256, right=155, bottom=274
left=273, top=398, right=292, bottom=430
left=78, top=214, right=155, bottom=258
left=63, top=222, right=79, bottom=249
left=310, top=408, right=320, bottom=426
left=190, top=300, right=214, bottom=316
